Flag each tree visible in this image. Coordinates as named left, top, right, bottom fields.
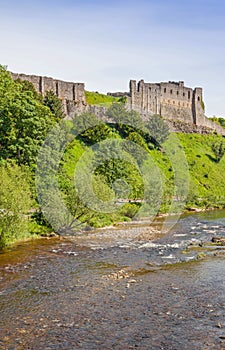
left=43, top=90, right=65, bottom=121
left=123, top=132, right=148, bottom=164
left=0, top=66, right=56, bottom=165
left=0, top=163, right=32, bottom=247
left=145, top=115, right=170, bottom=147
left=211, top=140, right=225, bottom=163
left=106, top=103, right=145, bottom=135
left=218, top=118, right=225, bottom=128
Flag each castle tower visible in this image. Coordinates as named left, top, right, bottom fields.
left=193, top=87, right=205, bottom=125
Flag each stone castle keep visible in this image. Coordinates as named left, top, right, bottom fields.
left=11, top=72, right=225, bottom=135
left=126, top=80, right=205, bottom=125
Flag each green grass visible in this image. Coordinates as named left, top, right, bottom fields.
left=59, top=128, right=225, bottom=228
left=177, top=133, right=225, bottom=208
left=85, top=91, right=119, bottom=106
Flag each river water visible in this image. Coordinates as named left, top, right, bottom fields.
left=1, top=211, right=225, bottom=349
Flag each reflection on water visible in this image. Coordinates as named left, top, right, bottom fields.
left=1, top=211, right=225, bottom=349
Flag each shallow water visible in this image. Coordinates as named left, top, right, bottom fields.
left=1, top=211, right=225, bottom=349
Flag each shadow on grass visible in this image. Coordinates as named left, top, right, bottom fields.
left=206, top=154, right=218, bottom=163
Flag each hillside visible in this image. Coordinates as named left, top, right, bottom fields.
left=1, top=65, right=225, bottom=246
left=85, top=91, right=119, bottom=106
left=59, top=123, right=225, bottom=228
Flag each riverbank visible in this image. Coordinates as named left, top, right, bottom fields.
left=2, top=205, right=225, bottom=250
left=1, top=210, right=225, bottom=349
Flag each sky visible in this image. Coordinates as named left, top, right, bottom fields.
left=0, top=0, right=225, bottom=117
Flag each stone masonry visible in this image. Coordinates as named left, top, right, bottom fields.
left=10, top=72, right=225, bottom=135
left=11, top=72, right=87, bottom=115
left=109, top=80, right=205, bottom=125
left=108, top=79, right=225, bottom=135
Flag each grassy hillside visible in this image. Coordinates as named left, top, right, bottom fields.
left=85, top=91, right=119, bottom=106
left=178, top=133, right=225, bottom=207
left=59, top=127, right=225, bottom=228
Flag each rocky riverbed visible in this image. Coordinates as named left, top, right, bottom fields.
left=1, top=210, right=225, bottom=349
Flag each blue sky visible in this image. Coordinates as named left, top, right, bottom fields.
left=1, top=0, right=225, bottom=117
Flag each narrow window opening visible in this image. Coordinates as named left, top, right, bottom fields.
left=56, top=82, right=59, bottom=96
left=73, top=85, right=76, bottom=100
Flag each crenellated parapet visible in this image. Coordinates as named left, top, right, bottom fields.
left=10, top=72, right=225, bottom=135
left=125, top=80, right=205, bottom=125
left=108, top=79, right=225, bottom=135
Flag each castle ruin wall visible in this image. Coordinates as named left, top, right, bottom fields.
left=10, top=72, right=225, bottom=135
left=11, top=72, right=87, bottom=115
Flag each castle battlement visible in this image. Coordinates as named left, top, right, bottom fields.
left=125, top=79, right=205, bottom=125
left=10, top=72, right=225, bottom=135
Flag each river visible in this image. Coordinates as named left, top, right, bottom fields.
left=1, top=211, right=225, bottom=349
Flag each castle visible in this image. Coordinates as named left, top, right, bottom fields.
left=11, top=72, right=225, bottom=135
left=110, top=80, right=205, bottom=125
left=11, top=72, right=86, bottom=115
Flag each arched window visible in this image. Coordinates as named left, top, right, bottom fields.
left=188, top=91, right=190, bottom=99
left=183, top=92, right=185, bottom=97
left=177, top=91, right=179, bottom=96
left=164, top=88, right=166, bottom=93
left=198, top=96, right=200, bottom=101
left=170, top=89, right=173, bottom=94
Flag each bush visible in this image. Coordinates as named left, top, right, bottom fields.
left=119, top=203, right=139, bottom=218
left=0, top=163, right=32, bottom=247
left=211, top=140, right=225, bottom=163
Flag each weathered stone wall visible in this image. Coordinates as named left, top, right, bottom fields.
left=124, top=80, right=205, bottom=125
left=167, top=120, right=225, bottom=135
left=10, top=72, right=225, bottom=135
left=11, top=72, right=87, bottom=115
left=108, top=79, right=225, bottom=134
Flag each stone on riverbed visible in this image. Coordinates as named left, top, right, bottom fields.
left=212, top=237, right=225, bottom=246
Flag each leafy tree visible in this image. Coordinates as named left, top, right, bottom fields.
left=123, top=132, right=148, bottom=164
left=208, top=116, right=225, bottom=129
left=0, top=66, right=56, bottom=165
left=211, top=140, right=225, bottom=163
left=106, top=103, right=128, bottom=124
left=72, top=112, right=117, bottom=145
left=145, top=115, right=170, bottom=147
left=106, top=103, right=145, bottom=135
left=92, top=174, right=114, bottom=201
left=218, top=118, right=225, bottom=128
left=93, top=139, right=129, bottom=185
left=43, top=90, right=65, bottom=121
left=0, top=163, right=32, bottom=247
left=16, top=79, right=42, bottom=101
left=72, top=112, right=101, bottom=134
